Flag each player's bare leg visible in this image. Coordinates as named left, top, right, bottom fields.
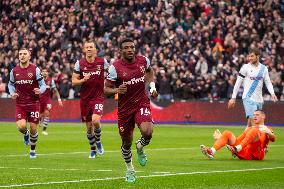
left=92, top=114, right=104, bottom=155
left=16, top=119, right=29, bottom=146
left=121, top=134, right=136, bottom=183
left=136, top=122, right=153, bottom=166
left=29, top=122, right=38, bottom=158
left=86, top=121, right=96, bottom=158
left=42, top=110, right=50, bottom=135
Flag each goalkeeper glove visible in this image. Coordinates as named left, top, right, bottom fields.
left=259, top=125, right=272, bottom=135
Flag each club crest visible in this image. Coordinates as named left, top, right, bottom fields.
left=28, top=72, right=33, bottom=78
left=97, top=65, right=101, bottom=71
left=140, top=66, right=145, bottom=73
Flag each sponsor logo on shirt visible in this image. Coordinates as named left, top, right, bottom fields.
left=82, top=71, right=101, bottom=76
left=250, top=76, right=263, bottom=81
left=15, top=80, right=34, bottom=84
left=123, top=76, right=145, bottom=85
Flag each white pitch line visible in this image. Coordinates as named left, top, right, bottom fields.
left=152, top=172, right=171, bottom=174
left=0, top=147, right=196, bottom=157
left=0, top=167, right=283, bottom=188
left=0, top=167, right=113, bottom=172
left=1, top=145, right=283, bottom=158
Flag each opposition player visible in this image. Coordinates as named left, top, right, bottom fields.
left=105, top=38, right=158, bottom=183
left=72, top=41, right=109, bottom=158
left=40, top=67, right=63, bottom=136
left=228, top=48, right=277, bottom=127
left=200, top=110, right=275, bottom=160
left=8, top=48, right=46, bottom=158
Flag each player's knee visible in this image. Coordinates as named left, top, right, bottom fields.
left=222, top=130, right=233, bottom=138
left=16, top=120, right=26, bottom=130
left=44, top=110, right=50, bottom=117
left=92, top=119, right=101, bottom=127
left=142, top=129, right=153, bottom=140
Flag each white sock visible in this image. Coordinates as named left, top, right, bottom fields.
left=235, top=145, right=242, bottom=152
left=126, top=162, right=134, bottom=171
left=211, top=147, right=216, bottom=155
left=136, top=141, right=143, bottom=151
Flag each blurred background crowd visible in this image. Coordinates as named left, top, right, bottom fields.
left=0, top=0, right=284, bottom=102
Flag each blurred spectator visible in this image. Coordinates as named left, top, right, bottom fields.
left=0, top=0, right=283, bottom=101
left=157, top=70, right=172, bottom=101
left=59, top=74, right=71, bottom=99
left=0, top=78, right=7, bottom=97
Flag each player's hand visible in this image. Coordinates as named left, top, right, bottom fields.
left=33, top=88, right=40, bottom=95
left=259, top=125, right=272, bottom=135
left=271, top=94, right=278, bottom=102
left=117, top=83, right=127, bottom=94
left=58, top=99, right=63, bottom=107
left=213, top=129, right=221, bottom=140
left=82, top=74, right=91, bottom=82
left=150, top=89, right=158, bottom=99
left=228, top=99, right=236, bottom=109
left=11, top=93, right=19, bottom=99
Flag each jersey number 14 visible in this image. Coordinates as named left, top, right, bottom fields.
left=140, top=108, right=150, bottom=116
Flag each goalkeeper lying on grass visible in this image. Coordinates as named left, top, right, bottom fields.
left=200, top=109, right=276, bottom=160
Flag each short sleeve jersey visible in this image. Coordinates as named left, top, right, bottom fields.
left=11, top=64, right=42, bottom=105
left=74, top=57, right=109, bottom=102
left=106, top=55, right=151, bottom=114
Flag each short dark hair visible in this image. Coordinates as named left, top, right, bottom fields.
left=119, top=38, right=134, bottom=49
left=255, top=109, right=265, bottom=115
left=84, top=40, right=95, bottom=45
left=41, top=66, right=48, bottom=71
left=19, top=48, right=30, bottom=54
left=249, top=48, right=261, bottom=57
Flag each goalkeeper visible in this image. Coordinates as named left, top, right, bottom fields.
left=200, top=109, right=276, bottom=160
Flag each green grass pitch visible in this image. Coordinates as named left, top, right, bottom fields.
left=0, top=122, right=284, bottom=189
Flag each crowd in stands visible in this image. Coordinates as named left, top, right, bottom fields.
left=1, top=0, right=284, bottom=102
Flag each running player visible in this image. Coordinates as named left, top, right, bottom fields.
left=105, top=38, right=158, bottom=183
left=72, top=41, right=109, bottom=158
left=8, top=48, right=46, bottom=158
left=40, top=67, right=63, bottom=136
